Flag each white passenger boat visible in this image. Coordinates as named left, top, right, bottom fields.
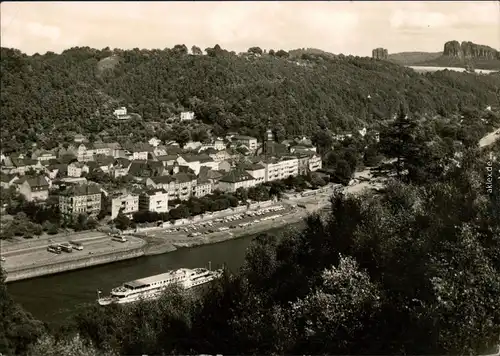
left=97, top=264, right=223, bottom=306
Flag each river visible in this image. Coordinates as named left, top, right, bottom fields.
left=6, top=224, right=301, bottom=329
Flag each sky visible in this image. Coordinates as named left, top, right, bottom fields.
left=1, top=1, right=499, bottom=56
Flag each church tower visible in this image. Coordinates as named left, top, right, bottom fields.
left=264, top=119, right=274, bottom=157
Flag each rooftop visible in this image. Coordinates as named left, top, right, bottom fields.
left=17, top=175, right=49, bottom=188
left=59, top=184, right=101, bottom=197
left=219, top=169, right=255, bottom=183
left=232, top=135, right=257, bottom=141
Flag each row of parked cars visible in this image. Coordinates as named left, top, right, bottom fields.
left=166, top=205, right=288, bottom=236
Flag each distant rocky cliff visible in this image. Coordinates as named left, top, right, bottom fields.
left=443, top=41, right=500, bottom=60
left=372, top=48, right=388, bottom=60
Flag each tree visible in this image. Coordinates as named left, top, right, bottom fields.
left=114, top=212, right=130, bottom=231
left=176, top=129, right=191, bottom=148
left=379, top=113, right=420, bottom=179
left=332, top=159, right=354, bottom=185
left=26, top=334, right=115, bottom=356
left=291, top=257, right=381, bottom=354
left=311, top=130, right=333, bottom=155
left=191, top=45, right=203, bottom=56
left=275, top=49, right=289, bottom=58
left=235, top=187, right=248, bottom=202
left=309, top=172, right=327, bottom=188
left=363, top=144, right=383, bottom=167
left=0, top=268, right=45, bottom=355
left=248, top=47, right=263, bottom=56
left=172, top=44, right=188, bottom=55
left=169, top=205, right=190, bottom=220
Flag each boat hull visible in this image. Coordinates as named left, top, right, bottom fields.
left=98, top=270, right=222, bottom=306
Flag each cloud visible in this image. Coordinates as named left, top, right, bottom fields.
left=390, top=2, right=500, bottom=31
left=390, top=10, right=450, bottom=30
left=26, top=22, right=61, bottom=42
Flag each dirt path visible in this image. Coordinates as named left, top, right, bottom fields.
left=479, top=127, right=500, bottom=148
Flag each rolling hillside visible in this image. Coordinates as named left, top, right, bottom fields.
left=1, top=45, right=500, bottom=153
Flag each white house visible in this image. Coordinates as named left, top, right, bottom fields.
left=308, top=154, right=322, bottom=172
left=18, top=176, right=50, bottom=202
left=184, top=141, right=203, bottom=150
left=176, top=156, right=201, bottom=175
left=261, top=156, right=299, bottom=182
left=231, top=135, right=258, bottom=150
left=67, top=162, right=90, bottom=178
left=180, top=111, right=195, bottom=121
left=110, top=193, right=139, bottom=219
left=200, top=138, right=226, bottom=151
left=244, top=163, right=266, bottom=185
left=358, top=127, right=368, bottom=137
left=114, top=107, right=127, bottom=117
left=148, top=137, right=162, bottom=147
left=139, top=189, right=169, bottom=213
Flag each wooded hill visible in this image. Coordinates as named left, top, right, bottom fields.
left=1, top=45, right=500, bottom=153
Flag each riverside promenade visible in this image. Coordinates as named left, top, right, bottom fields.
left=1, top=178, right=383, bottom=282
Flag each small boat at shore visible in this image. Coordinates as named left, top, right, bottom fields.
left=97, top=262, right=222, bottom=306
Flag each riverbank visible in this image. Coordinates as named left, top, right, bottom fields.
left=140, top=205, right=311, bottom=255
left=2, top=204, right=312, bottom=282
left=2, top=181, right=380, bottom=283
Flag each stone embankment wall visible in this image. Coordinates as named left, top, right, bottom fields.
left=5, top=248, right=145, bottom=282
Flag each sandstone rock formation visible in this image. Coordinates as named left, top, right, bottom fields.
left=443, top=41, right=500, bottom=59
left=372, top=48, right=388, bottom=60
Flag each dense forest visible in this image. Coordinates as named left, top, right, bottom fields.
left=1, top=45, right=500, bottom=153
left=1, top=114, right=499, bottom=355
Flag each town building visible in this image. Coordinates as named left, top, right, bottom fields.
left=1, top=156, right=44, bottom=175
left=17, top=176, right=50, bottom=202
left=0, top=173, right=19, bottom=189
left=180, top=111, right=195, bottom=121
left=122, top=143, right=154, bottom=161
left=296, top=155, right=310, bottom=175
left=31, top=149, right=57, bottom=162
left=76, top=143, right=95, bottom=162
left=243, top=163, right=266, bottom=185
left=260, top=156, right=299, bottom=182
left=231, top=135, right=258, bottom=150
left=148, top=137, right=162, bottom=147
left=200, top=138, right=226, bottom=151
left=139, top=189, right=169, bottom=213
left=176, top=156, right=202, bottom=175
left=59, top=184, right=102, bottom=218
left=74, top=134, right=87, bottom=143
left=110, top=158, right=131, bottom=178
left=308, top=154, right=322, bottom=172
left=184, top=141, right=203, bottom=150
left=68, top=162, right=90, bottom=177
left=207, top=149, right=234, bottom=163
left=146, top=173, right=197, bottom=201
left=193, top=179, right=213, bottom=197
left=114, top=107, right=127, bottom=117
left=110, top=193, right=139, bottom=219
left=218, top=169, right=256, bottom=193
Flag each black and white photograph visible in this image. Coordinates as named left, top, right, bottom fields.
left=0, top=1, right=499, bottom=355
